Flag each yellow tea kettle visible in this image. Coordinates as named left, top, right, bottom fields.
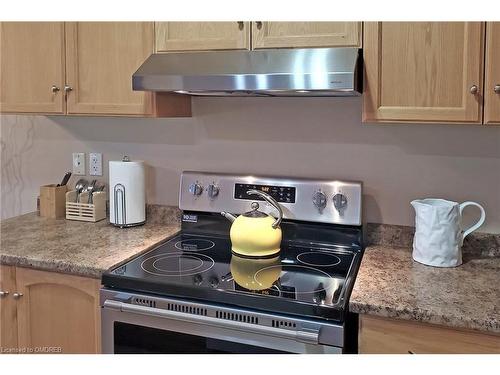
left=221, top=189, right=283, bottom=257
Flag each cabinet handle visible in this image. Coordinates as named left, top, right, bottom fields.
left=470, top=85, right=478, bottom=95
left=12, top=292, right=23, bottom=299
left=64, top=85, right=73, bottom=93
left=494, top=85, right=500, bottom=94
left=51, top=85, right=60, bottom=93
left=237, top=21, right=244, bottom=31
left=256, top=21, right=263, bottom=30
left=0, top=291, right=9, bottom=297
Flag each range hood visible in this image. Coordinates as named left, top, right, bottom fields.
left=132, top=48, right=362, bottom=97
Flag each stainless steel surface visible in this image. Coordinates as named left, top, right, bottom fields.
left=179, top=172, right=362, bottom=226
left=470, top=85, right=479, bottom=95
left=247, top=189, right=283, bottom=229
left=495, top=84, right=500, bottom=94
left=87, top=179, right=97, bottom=204
left=256, top=21, right=263, bottom=30
left=113, top=183, right=126, bottom=226
left=64, top=85, right=73, bottom=93
left=12, top=292, right=23, bottom=299
left=100, top=288, right=343, bottom=353
left=51, top=85, right=60, bottom=93
left=74, top=178, right=88, bottom=204
left=0, top=291, right=9, bottom=297
left=132, top=48, right=362, bottom=96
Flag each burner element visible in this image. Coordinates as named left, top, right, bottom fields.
left=296, top=252, right=341, bottom=267
left=174, top=239, right=215, bottom=252
left=254, top=264, right=335, bottom=295
left=152, top=254, right=204, bottom=273
left=141, top=252, right=215, bottom=277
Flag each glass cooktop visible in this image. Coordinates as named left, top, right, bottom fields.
left=102, top=233, right=361, bottom=321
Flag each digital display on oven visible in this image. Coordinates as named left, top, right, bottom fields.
left=234, top=183, right=296, bottom=204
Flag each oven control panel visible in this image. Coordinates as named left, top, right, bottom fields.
left=179, top=171, right=362, bottom=226
left=234, top=183, right=296, bottom=204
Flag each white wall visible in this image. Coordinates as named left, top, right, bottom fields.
left=1, top=97, right=499, bottom=233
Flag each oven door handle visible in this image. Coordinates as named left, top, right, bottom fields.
left=104, top=300, right=320, bottom=345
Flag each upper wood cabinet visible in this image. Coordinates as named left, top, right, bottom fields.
left=15, top=267, right=101, bottom=354
left=0, top=22, right=190, bottom=117
left=363, top=22, right=485, bottom=124
left=0, top=22, right=66, bottom=114
left=65, top=22, right=155, bottom=116
left=155, top=22, right=250, bottom=52
left=252, top=22, right=361, bottom=49
left=0, top=265, right=17, bottom=351
left=484, top=22, right=500, bottom=124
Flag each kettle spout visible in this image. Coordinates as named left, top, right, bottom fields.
left=221, top=211, right=236, bottom=223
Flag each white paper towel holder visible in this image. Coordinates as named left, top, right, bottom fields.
left=110, top=155, right=146, bottom=228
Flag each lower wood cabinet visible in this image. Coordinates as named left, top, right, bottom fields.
left=0, top=265, right=101, bottom=354
left=0, top=265, right=18, bottom=351
left=359, top=315, right=500, bottom=354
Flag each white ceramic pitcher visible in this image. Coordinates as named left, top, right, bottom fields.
left=410, top=199, right=486, bottom=267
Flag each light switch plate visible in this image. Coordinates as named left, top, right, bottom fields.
left=89, top=153, right=103, bottom=176
left=72, top=152, right=85, bottom=175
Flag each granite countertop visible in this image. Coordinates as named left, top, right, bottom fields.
left=0, top=212, right=180, bottom=279
left=350, top=245, right=500, bottom=334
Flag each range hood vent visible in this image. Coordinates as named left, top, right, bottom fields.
left=132, top=48, right=362, bottom=97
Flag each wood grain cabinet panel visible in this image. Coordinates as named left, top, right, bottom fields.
left=484, top=22, right=500, bottom=124
left=65, top=22, right=156, bottom=116
left=15, top=267, right=101, bottom=354
left=359, top=315, right=500, bottom=354
left=363, top=22, right=485, bottom=123
left=252, top=22, right=361, bottom=49
left=0, top=266, right=18, bottom=352
left=155, top=22, right=250, bottom=52
left=0, top=22, right=65, bottom=114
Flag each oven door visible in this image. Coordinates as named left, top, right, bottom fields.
left=101, top=298, right=342, bottom=354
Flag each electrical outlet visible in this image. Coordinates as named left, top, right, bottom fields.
left=72, top=153, right=85, bottom=175
left=89, top=153, right=103, bottom=176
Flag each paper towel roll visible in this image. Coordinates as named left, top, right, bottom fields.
left=109, top=157, right=146, bottom=227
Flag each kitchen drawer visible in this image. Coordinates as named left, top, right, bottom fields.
left=359, top=315, right=500, bottom=354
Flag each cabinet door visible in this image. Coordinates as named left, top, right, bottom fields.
left=15, top=267, right=101, bottom=354
left=155, top=22, right=250, bottom=52
left=363, top=22, right=485, bottom=123
left=65, top=22, right=154, bottom=116
left=252, top=22, right=361, bottom=49
left=0, top=22, right=65, bottom=114
left=484, top=22, right=500, bottom=124
left=359, top=315, right=500, bottom=354
left=0, top=266, right=17, bottom=352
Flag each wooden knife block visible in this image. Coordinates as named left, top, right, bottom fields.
left=40, top=184, right=67, bottom=219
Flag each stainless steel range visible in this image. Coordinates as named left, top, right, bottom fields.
left=101, top=172, right=363, bottom=354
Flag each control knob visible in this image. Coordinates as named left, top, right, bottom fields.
left=332, top=193, right=347, bottom=211
left=188, top=182, right=203, bottom=196
left=312, top=191, right=327, bottom=210
left=209, top=276, right=219, bottom=288
left=207, top=183, right=219, bottom=199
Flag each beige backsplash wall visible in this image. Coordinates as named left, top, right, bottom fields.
left=1, top=97, right=499, bottom=233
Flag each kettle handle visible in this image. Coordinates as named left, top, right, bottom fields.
left=459, top=201, right=486, bottom=239
left=247, top=189, right=283, bottom=229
